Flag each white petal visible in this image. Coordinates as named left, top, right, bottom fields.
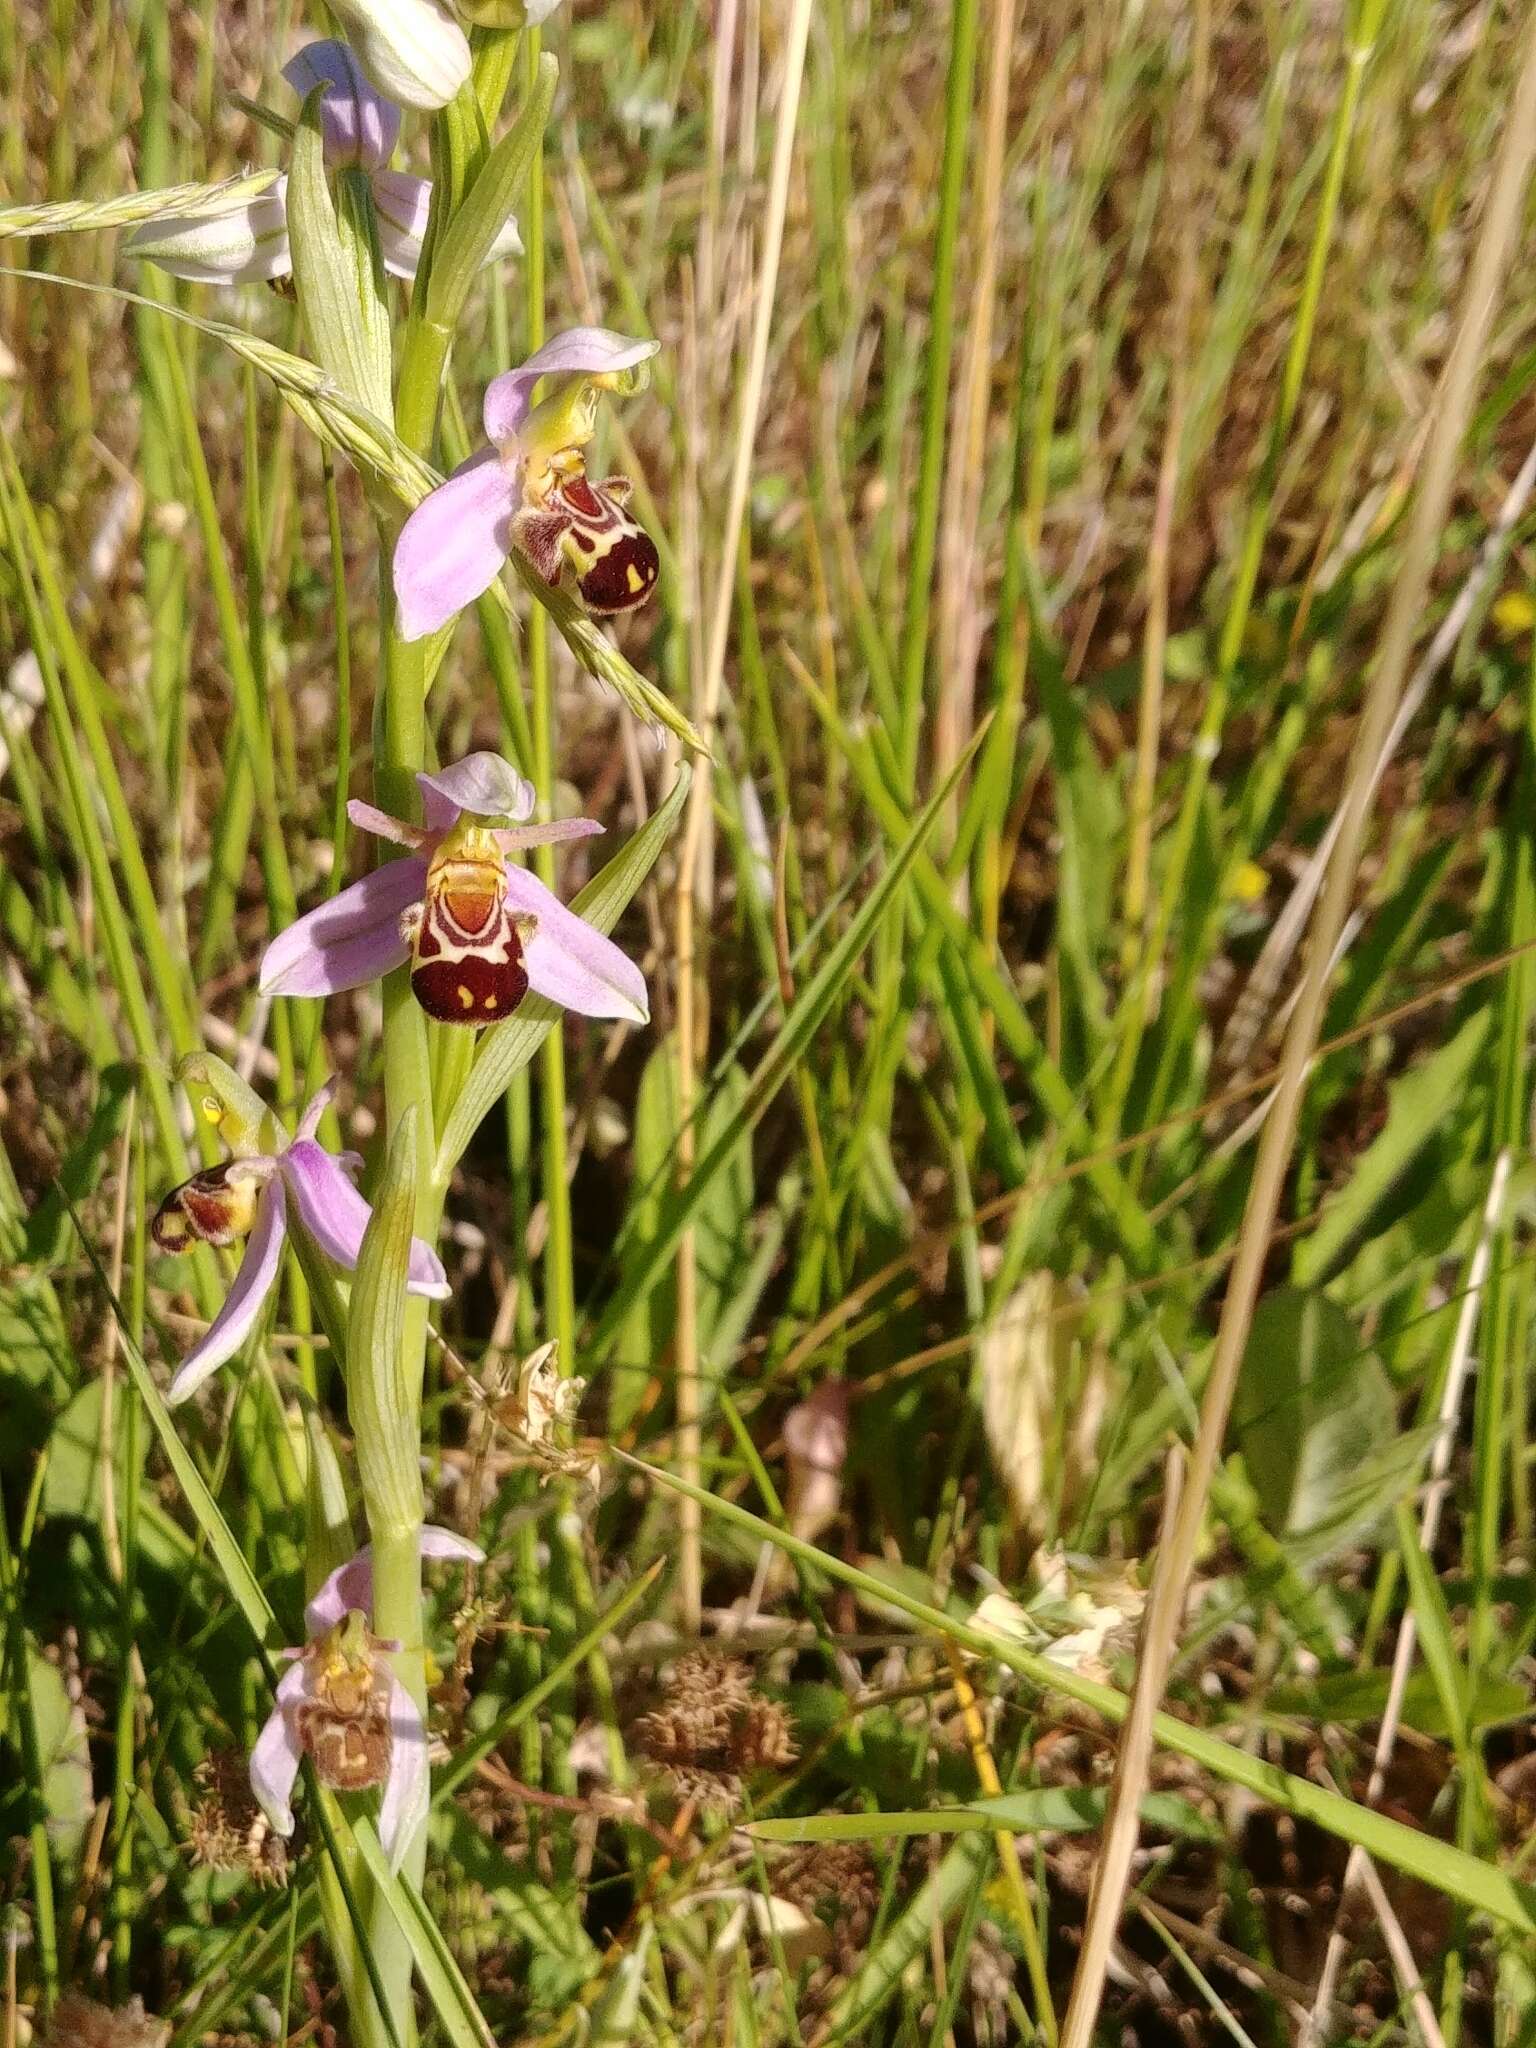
left=330, top=0, right=472, bottom=111
left=126, top=181, right=291, bottom=285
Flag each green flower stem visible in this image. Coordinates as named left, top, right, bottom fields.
left=351, top=538, right=441, bottom=2046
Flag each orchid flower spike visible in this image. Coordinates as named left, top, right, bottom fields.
left=259, top=752, right=649, bottom=1029
left=152, top=1053, right=448, bottom=1406
left=126, top=40, right=517, bottom=286
left=392, top=327, right=662, bottom=642
left=250, top=1526, right=483, bottom=1871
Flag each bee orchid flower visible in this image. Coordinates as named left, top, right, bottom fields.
left=250, top=1526, right=483, bottom=1871
left=126, top=40, right=517, bottom=285
left=152, top=1054, right=448, bottom=1406
left=392, top=327, right=662, bottom=642
left=259, top=752, right=649, bottom=1029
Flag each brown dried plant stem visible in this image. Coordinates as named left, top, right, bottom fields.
left=1056, top=13, right=1536, bottom=2044
left=673, top=0, right=816, bottom=1630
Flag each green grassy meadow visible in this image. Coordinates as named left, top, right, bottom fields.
left=3, top=0, right=1536, bottom=2040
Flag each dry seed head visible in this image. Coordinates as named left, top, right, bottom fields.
left=632, top=1654, right=797, bottom=1809
left=188, top=1751, right=290, bottom=1886
left=41, top=1996, right=168, bottom=2048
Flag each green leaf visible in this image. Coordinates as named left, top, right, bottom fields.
left=24, top=1062, right=137, bottom=1267
left=423, top=54, right=555, bottom=330
left=24, top=1643, right=92, bottom=1865
left=346, top=1106, right=425, bottom=1533
left=1231, top=1287, right=1396, bottom=1549
left=1294, top=1010, right=1492, bottom=1285
left=286, top=93, right=392, bottom=419
left=435, top=770, right=692, bottom=1177
left=750, top=1787, right=1220, bottom=1843
left=350, top=1821, right=498, bottom=2048
left=1267, top=1662, right=1527, bottom=1742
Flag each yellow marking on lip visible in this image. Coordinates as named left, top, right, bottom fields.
left=458, top=985, right=474, bottom=1010
left=626, top=563, right=644, bottom=593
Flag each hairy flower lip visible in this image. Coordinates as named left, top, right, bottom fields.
left=259, top=752, right=648, bottom=1027
left=391, top=329, right=659, bottom=643
left=250, top=1528, right=479, bottom=1869
left=159, top=1067, right=448, bottom=1406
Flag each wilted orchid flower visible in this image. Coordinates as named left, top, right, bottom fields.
left=251, top=1526, right=483, bottom=1870
left=126, top=41, right=517, bottom=286
left=392, top=327, right=662, bottom=642
left=152, top=1053, right=448, bottom=1405
left=259, top=752, right=649, bottom=1029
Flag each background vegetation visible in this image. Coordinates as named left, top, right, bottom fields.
left=3, top=0, right=1536, bottom=2041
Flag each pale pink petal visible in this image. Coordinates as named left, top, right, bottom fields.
left=280, top=1140, right=449, bottom=1299
left=482, top=328, right=659, bottom=444
left=294, top=1080, right=339, bottom=1144
left=249, top=1661, right=311, bottom=1836
left=283, top=40, right=400, bottom=170
left=378, top=1671, right=430, bottom=1871
left=392, top=449, right=517, bottom=642
left=370, top=170, right=520, bottom=281
left=346, top=798, right=429, bottom=849
left=166, top=1180, right=287, bottom=1405
left=418, top=753, right=533, bottom=824
left=304, top=1525, right=484, bottom=1634
left=259, top=859, right=425, bottom=998
left=496, top=818, right=603, bottom=853
left=501, top=867, right=649, bottom=1023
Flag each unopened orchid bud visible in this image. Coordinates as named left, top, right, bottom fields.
left=125, top=181, right=291, bottom=285
left=283, top=41, right=401, bottom=171
left=329, top=0, right=472, bottom=112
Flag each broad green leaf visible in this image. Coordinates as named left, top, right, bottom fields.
left=423, top=54, right=555, bottom=328
left=1230, top=1287, right=1395, bottom=1551
left=1294, top=1010, right=1492, bottom=1285
left=1266, top=1666, right=1528, bottom=1739
left=23, top=1061, right=137, bottom=1267
left=350, top=1821, right=497, bottom=2048
left=24, top=1642, right=93, bottom=1865
left=436, top=771, right=691, bottom=1177
left=41, top=1378, right=124, bottom=1524
left=346, top=1106, right=424, bottom=1533
left=820, top=1835, right=989, bottom=2040
left=287, top=94, right=392, bottom=420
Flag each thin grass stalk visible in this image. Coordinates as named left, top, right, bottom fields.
left=930, top=0, right=1018, bottom=846
left=1056, top=17, right=1536, bottom=2040
left=894, top=0, right=979, bottom=796
left=672, top=0, right=814, bottom=1629
left=1119, top=0, right=1209, bottom=959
